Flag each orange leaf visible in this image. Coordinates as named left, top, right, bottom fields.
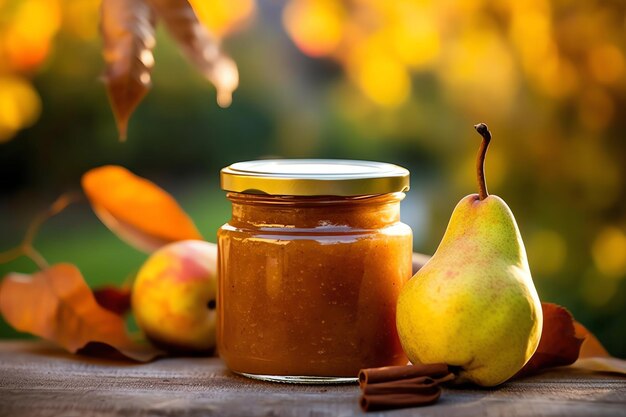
left=148, top=0, right=239, bottom=107
left=82, top=165, right=203, bottom=252
left=0, top=264, right=163, bottom=362
left=570, top=322, right=626, bottom=375
left=570, top=357, right=626, bottom=375
left=515, top=302, right=584, bottom=378
left=574, top=322, right=610, bottom=358
left=101, top=0, right=156, bottom=140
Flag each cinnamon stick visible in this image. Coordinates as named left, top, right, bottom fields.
left=358, top=363, right=455, bottom=412
left=362, top=376, right=437, bottom=396
left=360, top=391, right=442, bottom=412
left=359, top=363, right=449, bottom=386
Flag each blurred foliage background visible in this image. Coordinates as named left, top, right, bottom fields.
left=1, top=0, right=625, bottom=356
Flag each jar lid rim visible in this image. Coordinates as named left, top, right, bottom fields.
left=221, top=159, right=410, bottom=196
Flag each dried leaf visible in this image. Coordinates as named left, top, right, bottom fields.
left=570, top=322, right=626, bottom=375
left=94, top=285, right=132, bottom=315
left=101, top=0, right=157, bottom=140
left=148, top=0, right=238, bottom=107
left=570, top=357, right=626, bottom=375
left=574, top=322, right=610, bottom=358
left=0, top=264, right=163, bottom=362
left=82, top=165, right=203, bottom=252
left=515, top=303, right=584, bottom=378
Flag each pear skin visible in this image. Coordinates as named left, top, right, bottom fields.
left=396, top=124, right=543, bottom=386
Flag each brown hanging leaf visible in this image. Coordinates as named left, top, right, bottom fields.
left=515, top=303, right=584, bottom=378
left=101, top=0, right=157, bottom=140
left=147, top=0, right=239, bottom=107
left=94, top=285, right=132, bottom=315
left=82, top=165, right=203, bottom=252
left=0, top=263, right=163, bottom=362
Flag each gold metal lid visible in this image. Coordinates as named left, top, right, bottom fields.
left=220, top=159, right=410, bottom=196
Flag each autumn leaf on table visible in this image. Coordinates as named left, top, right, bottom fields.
left=516, top=302, right=626, bottom=378
left=574, top=322, right=610, bottom=358
left=571, top=322, right=626, bottom=375
left=147, top=0, right=239, bottom=107
left=101, top=0, right=156, bottom=141
left=0, top=264, right=163, bottom=362
left=82, top=165, right=203, bottom=252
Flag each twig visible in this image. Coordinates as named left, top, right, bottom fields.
left=0, top=192, right=82, bottom=270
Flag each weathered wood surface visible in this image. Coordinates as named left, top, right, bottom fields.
left=0, top=341, right=624, bottom=417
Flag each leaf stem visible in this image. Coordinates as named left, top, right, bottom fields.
left=0, top=246, right=24, bottom=265
left=22, top=193, right=81, bottom=247
left=23, top=246, right=49, bottom=270
left=473, top=123, right=492, bottom=200
left=0, top=192, right=81, bottom=270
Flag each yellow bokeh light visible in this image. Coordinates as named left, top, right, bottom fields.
left=439, top=26, right=518, bottom=114
left=10, top=0, right=61, bottom=37
left=283, top=0, right=345, bottom=58
left=389, top=10, right=440, bottom=69
left=510, top=8, right=553, bottom=74
left=355, top=57, right=411, bottom=108
left=188, top=0, right=255, bottom=38
left=348, top=36, right=411, bottom=108
left=592, top=227, right=626, bottom=279
left=61, top=0, right=100, bottom=40
left=4, top=31, right=51, bottom=71
left=278, top=0, right=626, bottom=111
left=2, top=0, right=61, bottom=70
left=0, top=76, right=42, bottom=142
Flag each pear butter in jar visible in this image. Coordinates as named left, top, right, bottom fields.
left=217, top=160, right=412, bottom=383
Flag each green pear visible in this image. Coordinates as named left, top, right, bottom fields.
left=397, top=123, right=543, bottom=387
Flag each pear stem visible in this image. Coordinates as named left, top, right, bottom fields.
left=473, top=123, right=491, bottom=200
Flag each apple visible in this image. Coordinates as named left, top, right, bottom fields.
left=132, top=240, right=218, bottom=353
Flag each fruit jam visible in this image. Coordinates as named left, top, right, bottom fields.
left=217, top=191, right=412, bottom=382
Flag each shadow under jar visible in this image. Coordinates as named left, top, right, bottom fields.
left=217, top=160, right=412, bottom=383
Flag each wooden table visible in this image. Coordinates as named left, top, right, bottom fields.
left=0, top=341, right=624, bottom=417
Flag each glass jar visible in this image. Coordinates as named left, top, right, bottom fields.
left=217, top=160, right=412, bottom=383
